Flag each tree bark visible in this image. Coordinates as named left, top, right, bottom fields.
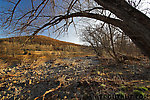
left=94, top=0, right=150, bottom=58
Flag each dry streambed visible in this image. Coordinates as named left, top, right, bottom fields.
left=0, top=56, right=150, bottom=100
left=0, top=56, right=99, bottom=99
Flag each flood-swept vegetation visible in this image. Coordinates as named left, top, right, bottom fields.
left=0, top=35, right=93, bottom=65
left=0, top=35, right=150, bottom=100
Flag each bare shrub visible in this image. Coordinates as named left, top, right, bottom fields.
left=81, top=23, right=141, bottom=63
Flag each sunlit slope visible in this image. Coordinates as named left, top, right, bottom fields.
left=0, top=35, right=81, bottom=46
left=0, top=35, right=93, bottom=65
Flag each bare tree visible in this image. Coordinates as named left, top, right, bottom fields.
left=0, top=0, right=150, bottom=58
left=81, top=23, right=141, bottom=63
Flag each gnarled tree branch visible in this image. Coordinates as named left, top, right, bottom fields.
left=31, top=12, right=123, bottom=36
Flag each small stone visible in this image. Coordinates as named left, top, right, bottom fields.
left=27, top=90, right=31, bottom=93
left=64, top=96, right=67, bottom=99
left=29, top=80, right=32, bottom=84
left=2, top=96, right=5, bottom=100
left=20, top=78, right=26, bottom=83
left=7, top=87, right=12, bottom=91
left=13, top=81, right=17, bottom=83
left=31, top=76, right=34, bottom=79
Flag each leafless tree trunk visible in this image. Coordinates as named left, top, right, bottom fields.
left=94, top=0, right=150, bottom=58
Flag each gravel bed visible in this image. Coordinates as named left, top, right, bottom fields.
left=0, top=56, right=100, bottom=100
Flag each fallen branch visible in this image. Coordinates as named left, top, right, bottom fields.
left=34, top=82, right=62, bottom=100
left=34, top=75, right=66, bottom=100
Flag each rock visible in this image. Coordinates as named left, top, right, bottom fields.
left=13, top=81, right=17, bottom=84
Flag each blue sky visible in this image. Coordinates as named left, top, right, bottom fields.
left=0, top=0, right=149, bottom=45
left=0, top=0, right=84, bottom=44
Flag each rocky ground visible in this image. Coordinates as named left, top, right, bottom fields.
left=0, top=56, right=150, bottom=100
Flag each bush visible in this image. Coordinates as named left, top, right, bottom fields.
left=133, top=90, right=145, bottom=99
left=136, top=87, right=148, bottom=92
left=115, top=91, right=125, bottom=99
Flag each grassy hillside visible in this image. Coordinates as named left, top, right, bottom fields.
left=0, top=35, right=94, bottom=65
left=0, top=35, right=81, bottom=46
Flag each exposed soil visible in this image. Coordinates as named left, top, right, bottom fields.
left=0, top=56, right=150, bottom=100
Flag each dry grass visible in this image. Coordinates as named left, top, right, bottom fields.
left=0, top=35, right=93, bottom=66
left=0, top=59, right=8, bottom=69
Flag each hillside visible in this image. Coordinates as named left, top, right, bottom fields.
left=0, top=35, right=93, bottom=65
left=0, top=35, right=81, bottom=46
